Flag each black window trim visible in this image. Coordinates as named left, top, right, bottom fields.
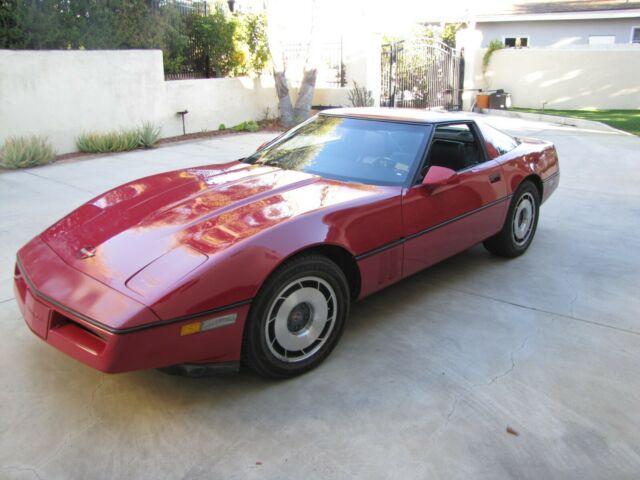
left=250, top=113, right=434, bottom=189
left=409, top=120, right=491, bottom=186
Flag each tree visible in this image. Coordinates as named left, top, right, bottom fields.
left=0, top=0, right=270, bottom=79
left=235, top=12, right=270, bottom=76
left=265, top=0, right=318, bottom=128
left=185, top=5, right=240, bottom=77
left=1, top=1, right=22, bottom=48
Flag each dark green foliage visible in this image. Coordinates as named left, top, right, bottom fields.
left=232, top=120, right=259, bottom=132
left=483, top=39, right=503, bottom=73
left=1, top=1, right=23, bottom=48
left=441, top=23, right=464, bottom=48
left=185, top=4, right=239, bottom=77
left=236, top=12, right=270, bottom=75
left=1, top=1, right=270, bottom=77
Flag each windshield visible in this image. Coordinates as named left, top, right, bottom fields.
left=243, top=115, right=431, bottom=186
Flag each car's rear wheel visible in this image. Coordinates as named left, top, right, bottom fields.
left=483, top=180, right=540, bottom=258
left=242, top=255, right=350, bottom=378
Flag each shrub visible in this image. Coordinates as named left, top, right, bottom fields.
left=76, top=130, right=139, bottom=153
left=347, top=81, right=374, bottom=107
left=0, top=136, right=56, bottom=169
left=138, top=122, right=161, bottom=148
left=483, top=39, right=504, bottom=73
left=232, top=120, right=259, bottom=132
left=218, top=123, right=226, bottom=130
left=76, top=123, right=161, bottom=153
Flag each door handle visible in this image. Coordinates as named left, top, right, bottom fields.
left=488, top=173, right=501, bottom=184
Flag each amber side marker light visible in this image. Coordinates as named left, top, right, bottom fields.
left=180, top=313, right=237, bottom=336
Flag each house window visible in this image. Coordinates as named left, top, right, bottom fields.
left=632, top=27, right=640, bottom=43
left=589, top=35, right=615, bottom=45
left=504, top=36, right=529, bottom=48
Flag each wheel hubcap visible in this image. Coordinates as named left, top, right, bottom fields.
left=287, top=302, right=314, bottom=334
left=266, top=276, right=337, bottom=363
left=512, top=192, right=535, bottom=246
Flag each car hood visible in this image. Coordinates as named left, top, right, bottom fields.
left=41, top=161, right=381, bottom=297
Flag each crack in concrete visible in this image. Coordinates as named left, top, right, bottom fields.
left=36, top=376, right=106, bottom=470
left=445, top=395, right=459, bottom=426
left=563, top=270, right=579, bottom=318
left=0, top=297, right=14, bottom=304
left=1, top=465, right=44, bottom=480
left=473, top=334, right=532, bottom=388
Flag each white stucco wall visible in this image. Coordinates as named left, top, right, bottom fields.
left=484, top=47, right=640, bottom=109
left=0, top=50, right=167, bottom=154
left=163, top=77, right=279, bottom=138
left=0, top=50, right=354, bottom=154
left=478, top=18, right=640, bottom=47
left=458, top=27, right=640, bottom=110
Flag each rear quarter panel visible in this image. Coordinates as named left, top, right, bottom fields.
left=497, top=138, right=560, bottom=203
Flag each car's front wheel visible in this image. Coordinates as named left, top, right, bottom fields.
left=483, top=180, right=540, bottom=257
left=242, top=255, right=350, bottom=378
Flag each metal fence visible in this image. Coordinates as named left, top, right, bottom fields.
left=381, top=39, right=463, bottom=110
left=279, top=40, right=346, bottom=88
left=159, top=0, right=212, bottom=80
left=152, top=0, right=208, bottom=15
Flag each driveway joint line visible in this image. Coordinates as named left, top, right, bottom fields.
left=427, top=280, right=640, bottom=337
left=21, top=170, right=97, bottom=194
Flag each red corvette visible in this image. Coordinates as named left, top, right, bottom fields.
left=15, top=108, right=559, bottom=378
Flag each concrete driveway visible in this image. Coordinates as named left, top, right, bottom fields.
left=1, top=120, right=639, bottom=479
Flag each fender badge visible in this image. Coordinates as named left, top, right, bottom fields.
left=79, top=247, right=96, bottom=259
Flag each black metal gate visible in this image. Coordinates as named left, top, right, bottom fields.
left=381, top=39, right=463, bottom=110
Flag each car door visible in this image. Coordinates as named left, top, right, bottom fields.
left=401, top=121, right=508, bottom=277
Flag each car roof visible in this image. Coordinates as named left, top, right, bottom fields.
left=320, top=107, right=476, bottom=124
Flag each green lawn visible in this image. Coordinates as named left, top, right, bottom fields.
left=510, top=108, right=640, bottom=136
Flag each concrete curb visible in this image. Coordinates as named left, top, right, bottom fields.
left=477, top=108, right=631, bottom=135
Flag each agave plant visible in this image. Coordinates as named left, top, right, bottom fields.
left=76, top=122, right=161, bottom=153
left=0, top=136, right=56, bottom=169
left=137, top=122, right=161, bottom=149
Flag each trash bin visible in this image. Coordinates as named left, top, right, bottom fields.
left=476, top=94, right=490, bottom=109
left=489, top=90, right=512, bottom=109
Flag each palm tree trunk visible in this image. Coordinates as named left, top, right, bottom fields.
left=293, top=68, right=317, bottom=124
left=274, top=70, right=294, bottom=128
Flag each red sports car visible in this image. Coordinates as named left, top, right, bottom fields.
left=15, top=108, right=559, bottom=378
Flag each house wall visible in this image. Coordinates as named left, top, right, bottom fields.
left=484, top=47, right=640, bottom=109
left=0, top=50, right=353, bottom=154
left=478, top=18, right=640, bottom=47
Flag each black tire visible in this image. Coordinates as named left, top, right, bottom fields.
left=483, top=181, right=540, bottom=258
left=242, top=255, right=350, bottom=379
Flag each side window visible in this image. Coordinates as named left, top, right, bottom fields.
left=478, top=123, right=519, bottom=160
left=426, top=123, right=484, bottom=173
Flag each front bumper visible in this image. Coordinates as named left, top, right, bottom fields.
left=15, top=237, right=249, bottom=373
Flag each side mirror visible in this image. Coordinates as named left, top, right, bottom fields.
left=422, top=166, right=456, bottom=188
